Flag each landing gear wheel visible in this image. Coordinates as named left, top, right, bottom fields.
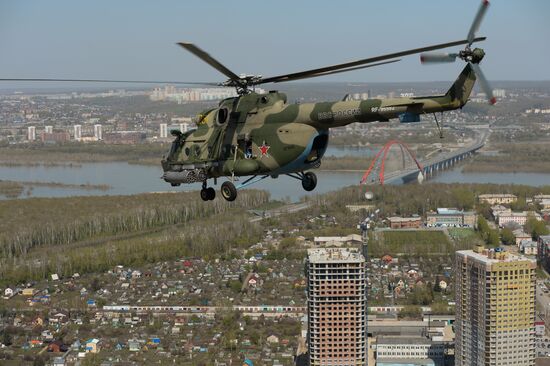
left=206, top=187, right=216, bottom=200
left=200, top=187, right=216, bottom=201
left=221, top=181, right=237, bottom=202
left=302, top=172, right=317, bottom=192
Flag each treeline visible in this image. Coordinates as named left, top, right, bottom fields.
left=319, top=156, right=372, bottom=171
left=463, top=142, right=550, bottom=173
left=0, top=143, right=169, bottom=165
left=1, top=211, right=263, bottom=285
left=0, top=190, right=269, bottom=260
left=308, top=183, right=550, bottom=217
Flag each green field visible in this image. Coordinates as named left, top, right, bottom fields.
left=372, top=230, right=453, bottom=256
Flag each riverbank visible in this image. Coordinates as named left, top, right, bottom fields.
left=0, top=180, right=111, bottom=198
left=462, top=142, right=550, bottom=173
left=2, top=139, right=550, bottom=175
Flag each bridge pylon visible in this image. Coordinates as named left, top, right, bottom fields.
left=360, top=140, right=423, bottom=185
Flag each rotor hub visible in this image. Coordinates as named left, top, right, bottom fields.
left=459, top=47, right=485, bottom=64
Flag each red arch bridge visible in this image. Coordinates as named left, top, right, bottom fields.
left=360, top=135, right=486, bottom=185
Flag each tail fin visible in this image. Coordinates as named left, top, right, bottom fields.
left=446, top=63, right=477, bottom=106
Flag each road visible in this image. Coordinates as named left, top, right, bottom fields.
left=536, top=280, right=550, bottom=313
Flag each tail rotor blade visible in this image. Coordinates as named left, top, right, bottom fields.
left=420, top=53, right=457, bottom=64
left=471, top=63, right=496, bottom=104
left=467, top=0, right=490, bottom=46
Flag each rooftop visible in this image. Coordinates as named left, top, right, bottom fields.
left=457, top=248, right=536, bottom=265
left=388, top=216, right=421, bottom=222
left=436, top=208, right=462, bottom=215
left=377, top=336, right=435, bottom=345
left=307, top=248, right=364, bottom=264
left=376, top=359, right=435, bottom=366
left=479, top=193, right=517, bottom=198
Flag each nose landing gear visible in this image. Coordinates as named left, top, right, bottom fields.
left=200, top=181, right=216, bottom=201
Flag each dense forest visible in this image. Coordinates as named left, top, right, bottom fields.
left=0, top=190, right=268, bottom=285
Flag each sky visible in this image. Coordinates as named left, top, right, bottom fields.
left=0, top=0, right=549, bottom=88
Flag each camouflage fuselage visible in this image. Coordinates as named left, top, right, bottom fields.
left=161, top=64, right=475, bottom=182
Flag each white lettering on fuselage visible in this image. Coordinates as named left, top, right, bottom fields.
left=318, top=108, right=361, bottom=120
left=371, top=106, right=396, bottom=113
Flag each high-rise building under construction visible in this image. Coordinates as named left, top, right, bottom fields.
left=306, top=248, right=367, bottom=365
left=455, top=247, right=536, bottom=366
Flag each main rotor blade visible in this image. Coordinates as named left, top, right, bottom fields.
left=0, top=78, right=220, bottom=86
left=271, top=59, right=401, bottom=83
left=258, top=37, right=485, bottom=84
left=467, top=0, right=490, bottom=46
left=177, top=42, right=241, bottom=82
left=471, top=63, right=496, bottom=104
left=420, top=53, right=458, bottom=64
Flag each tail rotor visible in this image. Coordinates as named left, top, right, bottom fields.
left=420, top=0, right=495, bottom=104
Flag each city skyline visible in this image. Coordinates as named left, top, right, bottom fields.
left=1, top=0, right=549, bottom=91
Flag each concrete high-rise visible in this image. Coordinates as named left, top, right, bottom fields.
left=160, top=123, right=168, bottom=138
left=73, top=125, right=82, bottom=141
left=306, top=248, right=367, bottom=366
left=455, top=247, right=536, bottom=366
left=94, top=124, right=102, bottom=140
left=27, top=126, right=36, bottom=141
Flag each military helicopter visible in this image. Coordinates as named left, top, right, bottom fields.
left=1, top=1, right=494, bottom=202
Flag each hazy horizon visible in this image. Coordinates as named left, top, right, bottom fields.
left=1, top=0, right=549, bottom=88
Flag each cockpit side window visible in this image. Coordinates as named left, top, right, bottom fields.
left=217, top=108, right=228, bottom=125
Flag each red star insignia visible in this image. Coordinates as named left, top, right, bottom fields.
left=259, top=143, right=270, bottom=156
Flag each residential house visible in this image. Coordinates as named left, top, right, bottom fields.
left=513, top=229, right=532, bottom=247
left=128, top=340, right=141, bottom=352
left=520, top=240, right=538, bottom=256
left=22, top=288, right=36, bottom=296
left=246, top=274, right=261, bottom=288
left=3, top=288, right=14, bottom=298
left=41, top=330, right=54, bottom=341
left=32, top=316, right=44, bottom=327
left=48, top=340, right=68, bottom=353
left=85, top=339, right=100, bottom=353
left=50, top=312, right=69, bottom=325
left=30, top=339, right=43, bottom=348
left=71, top=340, right=81, bottom=351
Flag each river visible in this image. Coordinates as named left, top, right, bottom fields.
left=1, top=147, right=549, bottom=201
